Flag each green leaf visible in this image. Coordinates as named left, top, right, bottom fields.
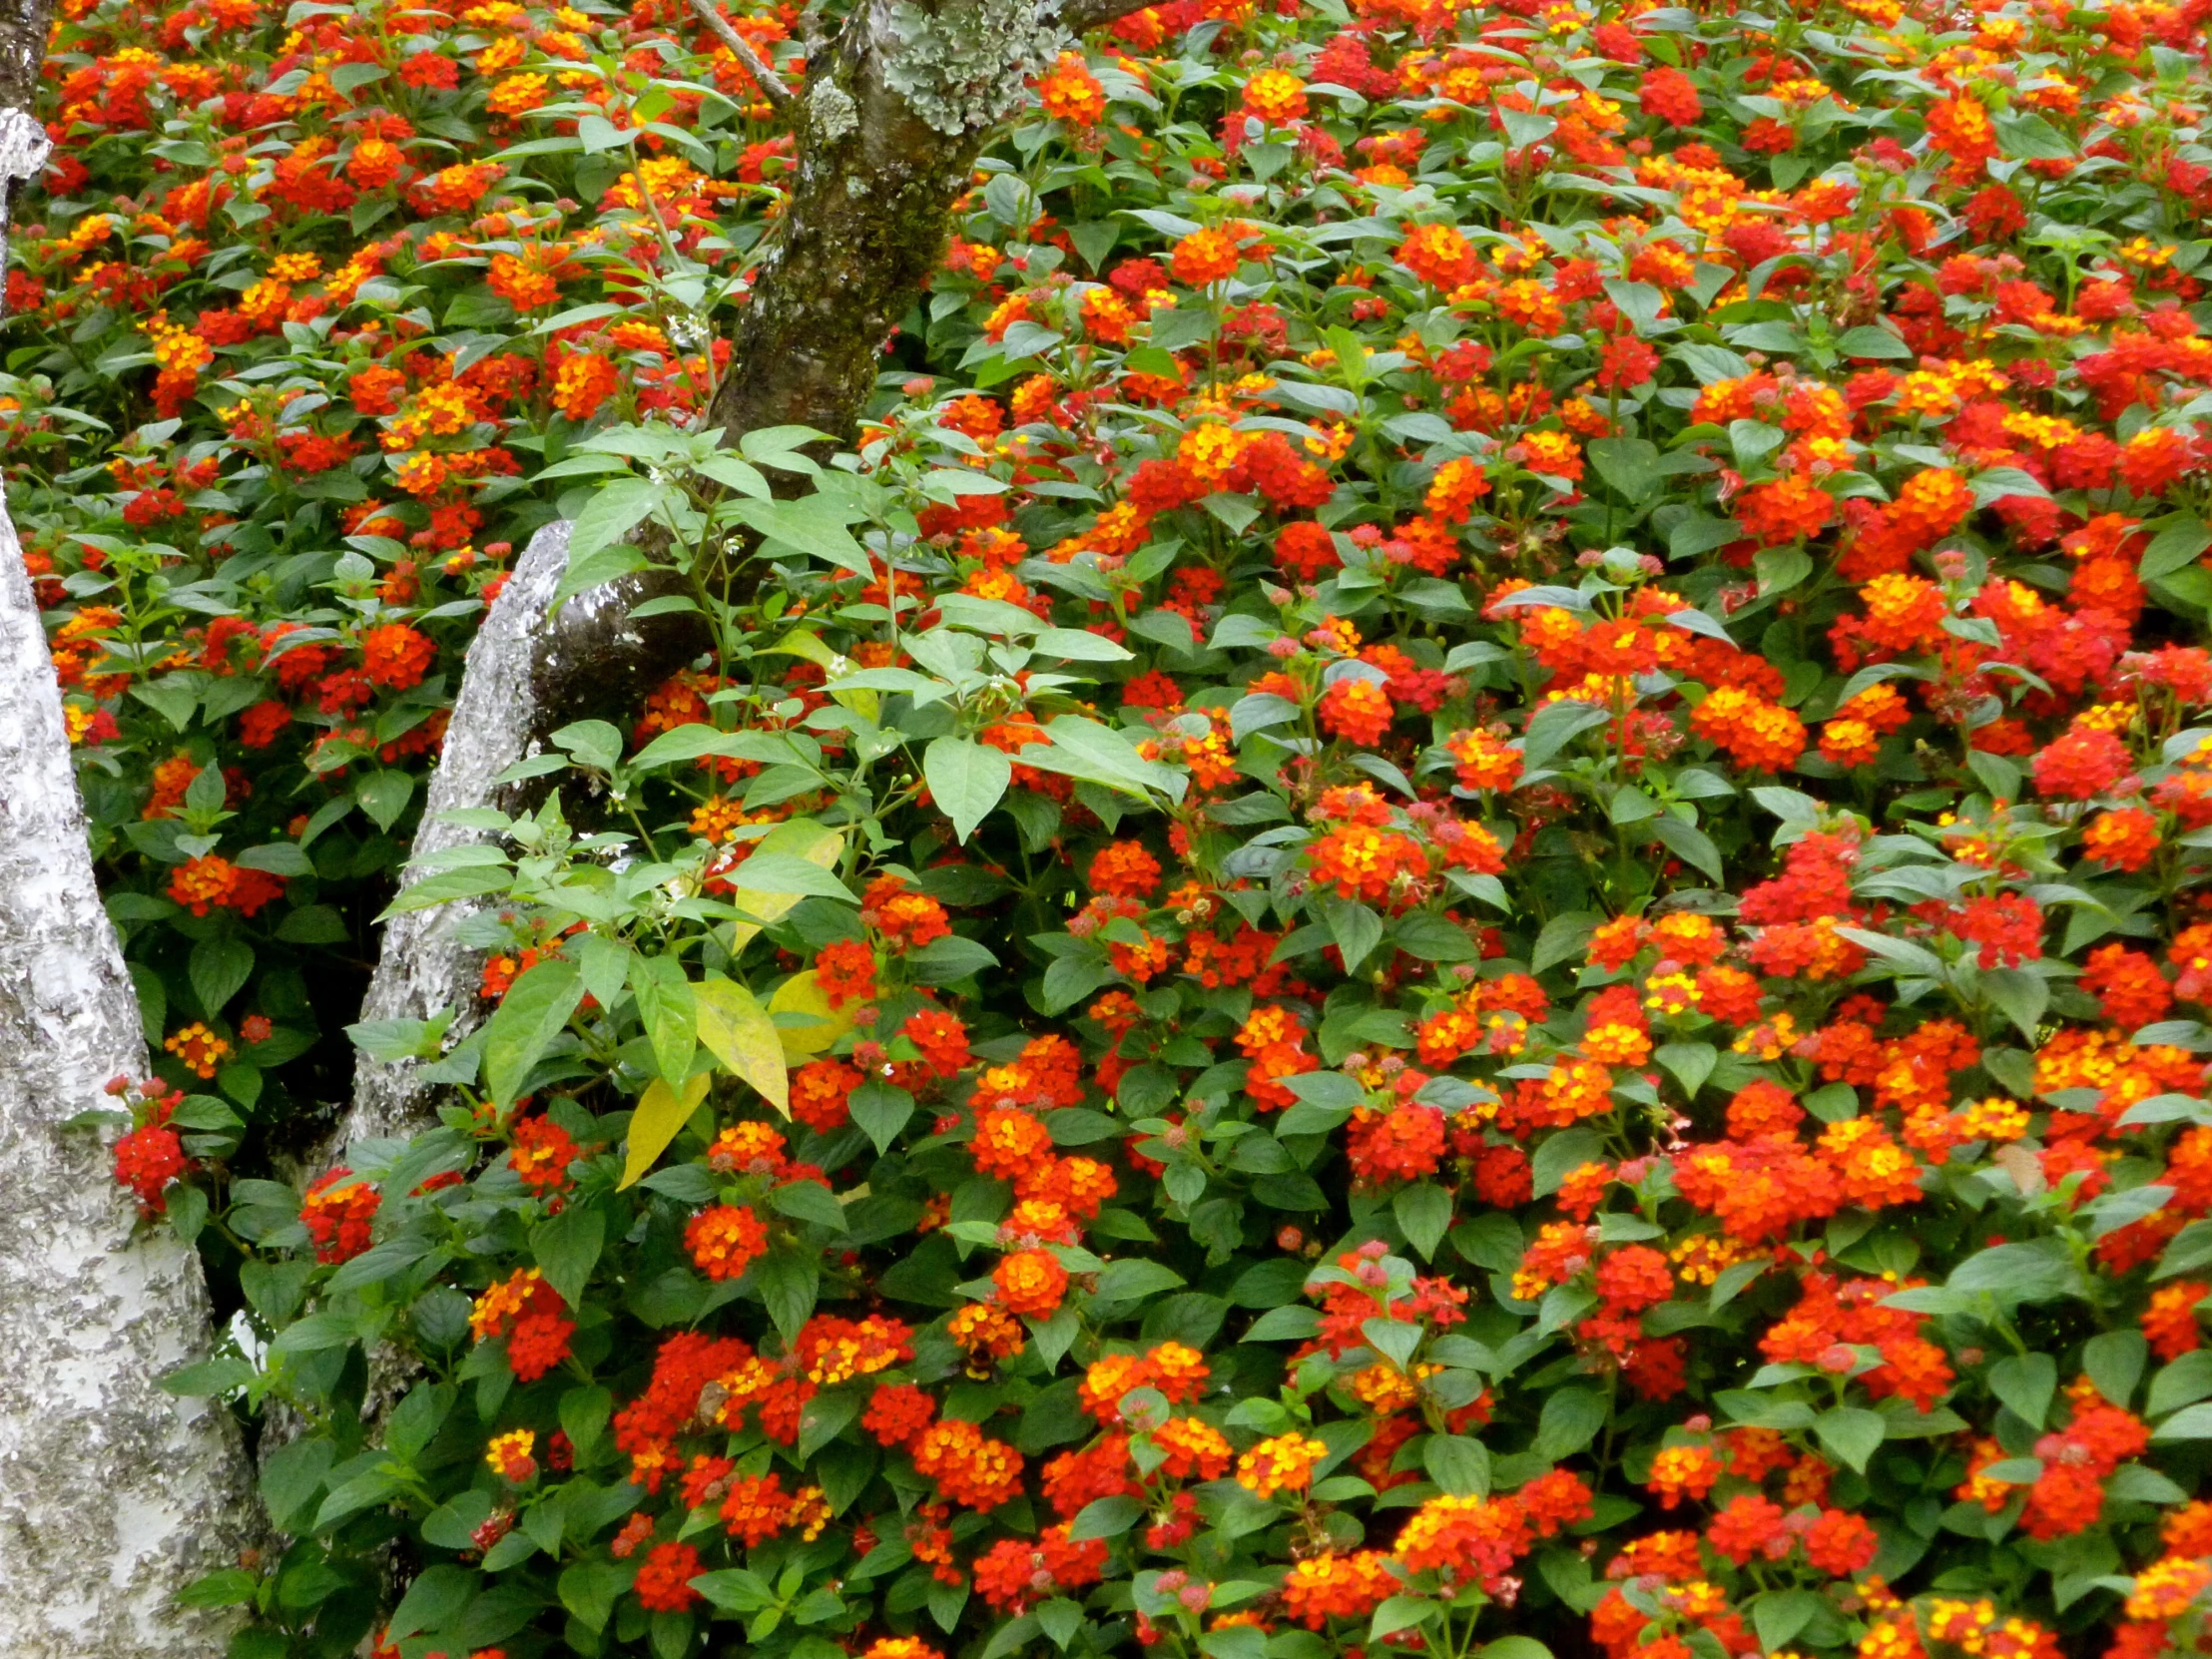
left=1756, top=546, right=1812, bottom=597
left=1532, top=911, right=1600, bottom=974
left=1609, top=786, right=1659, bottom=825
left=553, top=533, right=654, bottom=619
left=1947, top=1237, right=2082, bottom=1304
left=177, top=1567, right=260, bottom=1608
left=726, top=852, right=855, bottom=900
left=258, top=1437, right=333, bottom=1533
left=1021, top=715, right=1180, bottom=801
left=1814, top=1405, right=1885, bottom=1471
left=732, top=496, right=873, bottom=580
left=189, top=935, right=255, bottom=1016
left=1989, top=1352, right=2057, bottom=1428
left=2107, top=1463, right=2188, bottom=1504
left=573, top=930, right=633, bottom=1013
left=553, top=719, right=625, bottom=772
left=1647, top=815, right=1724, bottom=882
left=388, top=1563, right=476, bottom=1639
left=1655, top=1041, right=1717, bottom=1099
left=1520, top=701, right=1610, bottom=771
left=530, top=1203, right=605, bottom=1310
left=560, top=1559, right=633, bottom=1633
left=1533, top=1126, right=1606, bottom=1198
left=1536, top=1388, right=1606, bottom=1459
left=850, top=1082, right=914, bottom=1153
left=1835, top=324, right=1911, bottom=359
left=1093, top=1259, right=1185, bottom=1302
left=562, top=475, right=660, bottom=564
left=422, top=1489, right=495, bottom=1551
left=756, top=1249, right=820, bottom=1344
left=2152, top=1400, right=2212, bottom=1440
left=2142, top=515, right=2212, bottom=581
left=130, top=678, right=200, bottom=732
left=1498, top=107, right=1556, bottom=149
left=235, top=840, right=314, bottom=877
left=2083, top=1329, right=2148, bottom=1407
left=629, top=954, right=698, bottom=1088
left=159, top=1355, right=255, bottom=1396
left=924, top=736, right=1012, bottom=844
left=2148, top=1350, right=2212, bottom=1418
left=1993, top=110, right=2073, bottom=160
left=1393, top=1182, right=1452, bottom=1261
left=356, top=769, right=415, bottom=831
left=909, top=934, right=999, bottom=983
left=1585, top=435, right=1657, bottom=497
left=720, top=823, right=845, bottom=951
left=1370, top=1596, right=1439, bottom=1640
left=379, top=867, right=514, bottom=917
left=482, top=956, right=584, bottom=1108
left=1034, top=627, right=1132, bottom=662
left=772, top=1179, right=849, bottom=1231
left=692, top=1568, right=776, bottom=1614
left=1323, top=896, right=1383, bottom=975
left=1980, top=967, right=2049, bottom=1042
left=185, top=760, right=226, bottom=816
left=1753, top=1589, right=1827, bottom=1653
left=1424, top=1433, right=1490, bottom=1497
left=797, top=1384, right=863, bottom=1458
left=1069, top=1494, right=1145, bottom=1540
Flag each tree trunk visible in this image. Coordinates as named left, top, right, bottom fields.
left=0, top=0, right=49, bottom=113
left=343, top=0, right=1077, bottom=1144
left=1, top=0, right=53, bottom=288
left=707, top=0, right=1140, bottom=443
left=339, top=523, right=711, bottom=1145
left=0, top=491, right=261, bottom=1652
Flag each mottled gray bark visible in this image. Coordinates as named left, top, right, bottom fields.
left=0, top=493, right=260, bottom=1652
left=339, top=523, right=709, bottom=1145
left=706, top=0, right=1146, bottom=445
left=0, top=0, right=47, bottom=115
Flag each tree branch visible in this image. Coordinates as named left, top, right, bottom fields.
left=685, top=0, right=794, bottom=112
left=1060, top=0, right=1157, bottom=36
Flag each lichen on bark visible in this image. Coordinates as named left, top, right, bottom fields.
left=880, top=0, right=1063, bottom=136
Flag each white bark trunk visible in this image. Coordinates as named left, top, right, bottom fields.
left=0, top=492, right=260, bottom=1651
left=343, top=521, right=704, bottom=1145
left=342, top=521, right=575, bottom=1143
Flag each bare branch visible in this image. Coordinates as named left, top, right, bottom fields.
left=1060, top=0, right=1156, bottom=36
left=686, top=0, right=794, bottom=112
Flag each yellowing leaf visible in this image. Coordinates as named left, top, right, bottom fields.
left=618, top=1071, right=712, bottom=1190
left=696, top=975, right=789, bottom=1117
left=767, top=629, right=877, bottom=723
left=770, top=969, right=852, bottom=1062
left=725, top=822, right=845, bottom=955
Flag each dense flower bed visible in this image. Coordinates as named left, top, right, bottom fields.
left=15, top=0, right=2212, bottom=1655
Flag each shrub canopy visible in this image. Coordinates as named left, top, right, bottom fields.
left=15, top=0, right=2212, bottom=1656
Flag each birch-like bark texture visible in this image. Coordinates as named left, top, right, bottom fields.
left=341, top=522, right=708, bottom=1144
left=0, top=495, right=260, bottom=1651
